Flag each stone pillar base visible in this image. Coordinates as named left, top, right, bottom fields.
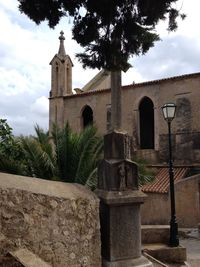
left=103, top=255, right=153, bottom=267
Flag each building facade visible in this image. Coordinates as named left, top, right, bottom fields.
left=49, top=32, right=200, bottom=165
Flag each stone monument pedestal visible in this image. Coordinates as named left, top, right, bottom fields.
left=103, top=256, right=152, bottom=267
left=97, top=130, right=152, bottom=267
left=96, top=190, right=152, bottom=267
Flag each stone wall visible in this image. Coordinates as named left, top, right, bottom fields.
left=141, top=174, right=200, bottom=227
left=0, top=172, right=101, bottom=267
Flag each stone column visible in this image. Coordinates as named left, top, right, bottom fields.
left=111, top=71, right=121, bottom=130
left=96, top=131, right=152, bottom=267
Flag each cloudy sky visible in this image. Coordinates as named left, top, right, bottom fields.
left=0, top=0, right=199, bottom=135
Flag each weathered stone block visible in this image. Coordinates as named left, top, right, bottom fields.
left=104, top=130, right=132, bottom=159
left=98, top=159, right=138, bottom=191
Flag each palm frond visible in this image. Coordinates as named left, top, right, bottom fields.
left=85, top=167, right=98, bottom=190
left=75, top=126, right=103, bottom=185
left=132, top=156, right=155, bottom=186
left=51, top=123, right=77, bottom=182
left=34, top=124, right=49, bottom=144
left=20, top=137, right=55, bottom=179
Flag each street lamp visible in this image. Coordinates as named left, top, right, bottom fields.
left=162, top=103, right=179, bottom=247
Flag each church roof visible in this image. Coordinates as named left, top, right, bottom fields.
left=81, top=69, right=110, bottom=92
left=61, top=71, right=200, bottom=99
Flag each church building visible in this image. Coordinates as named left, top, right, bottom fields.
left=49, top=31, right=200, bottom=166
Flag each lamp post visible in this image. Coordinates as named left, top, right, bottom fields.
left=162, top=103, right=179, bottom=247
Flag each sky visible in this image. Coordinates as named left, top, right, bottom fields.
left=0, top=0, right=199, bottom=135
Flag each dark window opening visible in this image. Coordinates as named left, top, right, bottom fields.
left=139, top=97, right=154, bottom=149
left=55, top=65, right=59, bottom=94
left=82, top=106, right=93, bottom=128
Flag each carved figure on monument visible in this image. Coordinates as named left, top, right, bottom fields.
left=98, top=158, right=139, bottom=191
left=119, top=160, right=139, bottom=190
left=118, top=163, right=126, bottom=190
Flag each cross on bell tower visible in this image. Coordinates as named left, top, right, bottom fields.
left=58, top=30, right=66, bottom=56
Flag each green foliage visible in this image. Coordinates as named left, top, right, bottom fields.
left=133, top=156, right=155, bottom=186
left=0, top=119, right=104, bottom=188
left=0, top=120, right=155, bottom=189
left=0, top=121, right=103, bottom=188
left=0, top=157, right=24, bottom=175
left=51, top=123, right=103, bottom=185
left=18, top=0, right=185, bottom=71
left=0, top=119, right=24, bottom=162
left=0, top=119, right=14, bottom=156
left=0, top=123, right=103, bottom=189
left=20, top=135, right=56, bottom=180
left=0, top=119, right=26, bottom=175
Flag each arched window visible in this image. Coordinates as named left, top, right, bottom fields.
left=55, top=63, right=59, bottom=94
left=139, top=97, right=154, bottom=149
left=82, top=105, right=93, bottom=128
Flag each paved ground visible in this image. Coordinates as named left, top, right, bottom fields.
left=179, top=228, right=200, bottom=267
left=143, top=228, right=200, bottom=267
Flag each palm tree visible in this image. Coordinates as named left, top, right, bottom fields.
left=20, top=123, right=103, bottom=188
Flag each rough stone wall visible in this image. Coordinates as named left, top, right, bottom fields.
left=141, top=174, right=200, bottom=227
left=51, top=74, right=200, bottom=164
left=0, top=173, right=101, bottom=267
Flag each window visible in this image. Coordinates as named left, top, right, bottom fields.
left=55, top=63, right=59, bottom=94
left=139, top=97, right=154, bottom=149
left=82, top=105, right=93, bottom=128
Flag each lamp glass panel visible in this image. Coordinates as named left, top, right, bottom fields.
left=162, top=106, right=168, bottom=119
left=162, top=103, right=176, bottom=121
left=167, top=105, right=176, bottom=119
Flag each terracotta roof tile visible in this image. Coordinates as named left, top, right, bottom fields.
left=142, top=167, right=189, bottom=194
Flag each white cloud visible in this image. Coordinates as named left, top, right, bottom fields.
left=30, top=96, right=49, bottom=117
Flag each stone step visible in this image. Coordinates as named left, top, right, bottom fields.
left=142, top=243, right=186, bottom=265
left=143, top=251, right=190, bottom=267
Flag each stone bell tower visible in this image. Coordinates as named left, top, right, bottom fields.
left=50, top=31, right=73, bottom=97
left=49, top=31, right=73, bottom=132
